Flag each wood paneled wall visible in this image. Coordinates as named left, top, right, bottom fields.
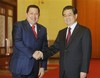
left=73, top=0, right=100, bottom=58
left=0, top=0, right=17, bottom=6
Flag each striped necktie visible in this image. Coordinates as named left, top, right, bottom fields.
left=66, top=27, right=71, bottom=44
left=32, top=25, right=37, bottom=39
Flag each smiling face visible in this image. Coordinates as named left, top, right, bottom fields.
left=26, top=7, right=40, bottom=25
left=63, top=9, right=77, bottom=26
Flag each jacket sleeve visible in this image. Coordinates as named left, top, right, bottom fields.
left=12, top=22, right=33, bottom=58
left=40, top=28, right=48, bottom=69
left=81, top=28, right=92, bottom=73
left=43, top=31, right=60, bottom=60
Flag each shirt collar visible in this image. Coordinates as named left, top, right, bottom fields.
left=30, top=24, right=37, bottom=33
left=66, top=22, right=77, bottom=34
left=67, top=21, right=77, bottom=29
left=30, top=24, right=37, bottom=27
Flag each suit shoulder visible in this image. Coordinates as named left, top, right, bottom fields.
left=14, top=20, right=25, bottom=26
left=78, top=24, right=90, bottom=31
left=59, top=27, right=67, bottom=33
left=15, top=20, right=25, bottom=24
left=37, top=23, right=47, bottom=29
left=77, top=24, right=91, bottom=36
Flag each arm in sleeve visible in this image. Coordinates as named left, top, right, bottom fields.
left=12, top=23, right=33, bottom=58
left=43, top=31, right=60, bottom=59
left=81, top=28, right=92, bottom=73
left=40, top=28, right=48, bottom=69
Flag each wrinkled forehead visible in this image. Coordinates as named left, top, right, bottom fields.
left=63, top=9, right=74, bottom=15
left=28, top=8, right=39, bottom=12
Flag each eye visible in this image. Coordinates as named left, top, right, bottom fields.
left=63, top=13, right=73, bottom=17
left=35, top=13, right=39, bottom=16
left=30, top=13, right=33, bottom=15
left=68, top=14, right=72, bottom=16
left=63, top=14, right=67, bottom=17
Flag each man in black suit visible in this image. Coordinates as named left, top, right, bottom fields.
left=9, top=5, right=48, bottom=78
left=34, top=6, right=92, bottom=78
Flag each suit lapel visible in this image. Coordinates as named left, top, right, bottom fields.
left=63, top=28, right=67, bottom=47
left=37, top=23, right=41, bottom=39
left=23, top=21, right=42, bottom=40
left=66, top=24, right=80, bottom=48
left=23, top=20, right=37, bottom=39
left=58, top=28, right=67, bottom=48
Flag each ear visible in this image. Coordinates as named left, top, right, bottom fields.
left=75, top=14, right=78, bottom=19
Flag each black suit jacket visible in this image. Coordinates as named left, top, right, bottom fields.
left=43, top=23, right=92, bottom=78
left=9, top=20, right=48, bottom=75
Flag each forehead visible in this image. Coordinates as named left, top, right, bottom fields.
left=28, top=8, right=39, bottom=12
left=63, top=9, right=73, bottom=14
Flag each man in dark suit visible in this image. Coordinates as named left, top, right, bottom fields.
left=9, top=5, right=48, bottom=78
left=34, top=6, right=92, bottom=78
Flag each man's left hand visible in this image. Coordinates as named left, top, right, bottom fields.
left=80, top=72, right=87, bottom=78
left=38, top=67, right=45, bottom=78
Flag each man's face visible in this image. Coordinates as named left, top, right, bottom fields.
left=26, top=8, right=39, bottom=25
left=63, top=9, right=77, bottom=26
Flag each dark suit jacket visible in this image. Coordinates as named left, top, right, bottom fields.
left=43, top=23, right=92, bottom=78
left=9, top=20, right=48, bottom=75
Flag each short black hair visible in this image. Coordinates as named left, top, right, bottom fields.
left=62, top=5, right=77, bottom=16
left=26, top=5, right=40, bottom=14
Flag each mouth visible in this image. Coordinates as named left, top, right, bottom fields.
left=66, top=20, right=70, bottom=23
left=31, top=18, right=36, bottom=21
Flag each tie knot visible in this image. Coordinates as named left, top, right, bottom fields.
left=68, top=27, right=71, bottom=31
left=32, top=25, right=35, bottom=29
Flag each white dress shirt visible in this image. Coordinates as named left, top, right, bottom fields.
left=30, top=24, right=37, bottom=34
left=66, top=22, right=77, bottom=37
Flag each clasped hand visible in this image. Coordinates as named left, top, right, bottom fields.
left=32, top=51, right=43, bottom=60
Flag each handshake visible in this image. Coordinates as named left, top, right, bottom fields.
left=32, top=51, right=43, bottom=60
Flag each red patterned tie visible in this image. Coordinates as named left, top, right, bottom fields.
left=32, top=25, right=37, bottom=39
left=66, top=27, right=71, bottom=44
